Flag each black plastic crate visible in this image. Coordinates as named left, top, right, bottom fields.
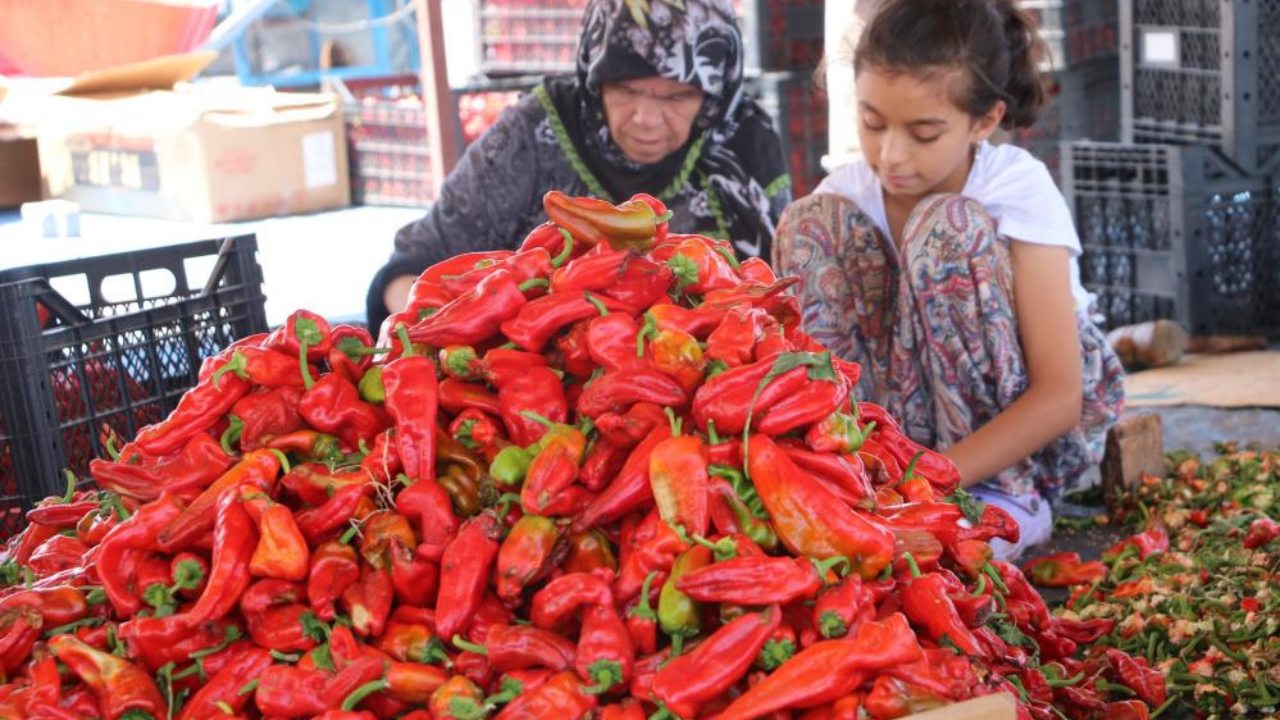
left=1009, top=57, right=1121, bottom=180
left=1062, top=142, right=1278, bottom=336
left=752, top=72, right=828, bottom=198
left=0, top=236, right=268, bottom=537
left=1120, top=0, right=1280, bottom=173
left=756, top=0, right=823, bottom=71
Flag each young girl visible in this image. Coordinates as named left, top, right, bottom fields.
left=775, top=0, right=1125, bottom=559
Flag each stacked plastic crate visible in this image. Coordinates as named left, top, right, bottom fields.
left=1062, top=0, right=1279, bottom=335
left=1010, top=1, right=1122, bottom=179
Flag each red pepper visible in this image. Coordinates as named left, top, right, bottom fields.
left=1105, top=648, right=1166, bottom=706
left=865, top=427, right=962, bottom=496
left=631, top=193, right=670, bottom=243
left=552, top=241, right=633, bottom=293
left=174, top=646, right=272, bottom=720
left=133, top=357, right=252, bottom=456
left=575, top=602, right=634, bottom=693
left=24, top=498, right=102, bottom=529
left=521, top=423, right=588, bottom=515
left=328, top=324, right=378, bottom=383
left=383, top=354, right=439, bottom=481
left=571, top=426, right=668, bottom=532
left=714, top=614, right=924, bottom=720
left=237, top=578, right=317, bottom=653
left=227, top=386, right=305, bottom=452
left=813, top=574, right=876, bottom=639
left=501, top=291, right=637, bottom=353
left=256, top=664, right=332, bottom=717
left=749, top=434, right=895, bottom=578
left=898, top=554, right=985, bottom=657
left=389, top=539, right=439, bottom=606
left=530, top=571, right=614, bottom=632
left=557, top=319, right=599, bottom=379
left=648, top=424, right=710, bottom=538
left=586, top=312, right=646, bottom=373
left=249, top=501, right=309, bottom=581
left=296, top=484, right=368, bottom=546
left=580, top=439, right=629, bottom=492
left=0, top=606, right=41, bottom=675
left=496, top=515, right=561, bottom=603
left=452, top=624, right=577, bottom=672
left=544, top=191, right=657, bottom=250
left=780, top=444, right=876, bottom=511
left=436, top=512, right=503, bottom=641
left=498, top=366, right=569, bottom=447
left=299, top=373, right=390, bottom=452
left=705, top=306, right=767, bottom=368
left=357, top=509, right=417, bottom=570
left=594, top=402, right=668, bottom=449
left=625, top=572, right=660, bottom=656
left=421, top=250, right=516, bottom=286
left=493, top=669, right=598, bottom=720
left=408, top=267, right=531, bottom=347
left=341, top=566, right=394, bottom=637
left=646, top=303, right=725, bottom=339
left=443, top=248, right=554, bottom=296
left=1022, top=551, right=1108, bottom=587
left=576, top=367, right=688, bottom=419
left=676, top=554, right=848, bottom=606
left=213, top=345, right=314, bottom=390
left=443, top=346, right=550, bottom=387
left=395, top=476, right=459, bottom=558
left=0, top=587, right=88, bottom=628
left=1104, top=525, right=1169, bottom=560
left=652, top=606, right=781, bottom=718
left=308, top=540, right=362, bottom=621
left=661, top=235, right=741, bottom=295
left=1243, top=517, right=1279, bottom=549
left=647, top=326, right=706, bottom=396
left=49, top=635, right=165, bottom=720
left=600, top=253, right=674, bottom=309
left=180, top=492, right=255, bottom=624
left=95, top=493, right=184, bottom=617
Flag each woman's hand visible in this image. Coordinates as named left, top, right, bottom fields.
left=384, top=275, right=417, bottom=316
left=944, top=242, right=1083, bottom=486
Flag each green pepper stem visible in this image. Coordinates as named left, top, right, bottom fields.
left=712, top=244, right=742, bottom=270
left=655, top=210, right=674, bottom=223
left=220, top=415, right=244, bottom=457
left=706, top=420, right=721, bottom=445
left=629, top=571, right=659, bottom=620
left=664, top=406, right=682, bottom=437
left=636, top=312, right=658, bottom=358
left=61, top=469, right=77, bottom=503
left=341, top=677, right=390, bottom=711
left=903, top=450, right=924, bottom=482
left=104, top=434, right=122, bottom=461
left=812, top=555, right=850, bottom=580
left=299, top=341, right=315, bottom=390
left=551, top=228, right=575, bottom=267
left=518, top=410, right=557, bottom=429
left=452, top=634, right=488, bottom=656
left=583, top=291, right=609, bottom=316
left=902, top=551, right=922, bottom=579
left=982, top=563, right=1009, bottom=594
left=266, top=448, right=292, bottom=475
left=518, top=278, right=550, bottom=292
left=396, top=324, right=415, bottom=358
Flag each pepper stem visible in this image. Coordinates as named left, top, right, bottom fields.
left=583, top=291, right=609, bottom=316
left=518, top=410, right=557, bottom=429
left=712, top=244, right=741, bottom=270
left=706, top=420, right=720, bottom=445
left=104, top=433, right=122, bottom=461
left=971, top=573, right=988, bottom=597
left=903, top=450, right=924, bottom=482
left=396, top=324, right=415, bottom=358
left=982, top=563, right=1009, bottom=594
left=551, top=228, right=575, bottom=267
left=61, top=469, right=77, bottom=503
left=267, top=448, right=292, bottom=474
left=209, top=350, right=249, bottom=389
left=902, top=551, right=922, bottom=579
left=655, top=210, right=674, bottom=223
left=664, top=407, right=682, bottom=437
left=811, top=555, right=850, bottom=581
left=583, top=660, right=622, bottom=695
left=299, top=340, right=315, bottom=390
left=518, top=278, right=550, bottom=292
left=452, top=635, right=488, bottom=655
left=220, top=415, right=244, bottom=457
left=636, top=312, right=658, bottom=358
left=341, top=677, right=390, bottom=711
left=692, top=534, right=737, bottom=562
left=629, top=571, right=659, bottom=621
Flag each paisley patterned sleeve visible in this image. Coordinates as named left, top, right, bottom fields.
left=366, top=95, right=548, bottom=328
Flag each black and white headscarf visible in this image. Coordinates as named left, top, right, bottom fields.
left=545, top=0, right=788, bottom=259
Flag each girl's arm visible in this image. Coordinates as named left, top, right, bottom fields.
left=943, top=242, right=1083, bottom=486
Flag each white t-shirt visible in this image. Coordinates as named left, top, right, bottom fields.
left=814, top=141, right=1093, bottom=312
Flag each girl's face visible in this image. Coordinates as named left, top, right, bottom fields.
left=855, top=66, right=1004, bottom=201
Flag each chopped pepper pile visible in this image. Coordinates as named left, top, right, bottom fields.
left=0, top=192, right=1163, bottom=720
left=1029, top=446, right=1279, bottom=720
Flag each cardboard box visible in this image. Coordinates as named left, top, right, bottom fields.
left=30, top=53, right=350, bottom=223
left=0, top=125, right=42, bottom=207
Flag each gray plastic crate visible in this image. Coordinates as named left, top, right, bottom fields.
left=1009, top=57, right=1121, bottom=180
left=1062, top=142, right=1278, bottom=336
left=1120, top=0, right=1280, bottom=173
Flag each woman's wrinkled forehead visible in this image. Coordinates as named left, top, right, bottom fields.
left=576, top=0, right=742, bottom=99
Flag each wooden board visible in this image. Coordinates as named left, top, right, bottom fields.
left=900, top=693, right=1019, bottom=720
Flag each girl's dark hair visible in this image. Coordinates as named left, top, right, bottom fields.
left=853, top=0, right=1048, bottom=130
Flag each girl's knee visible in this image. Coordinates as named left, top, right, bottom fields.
left=776, top=193, right=880, bottom=267
left=901, top=193, right=999, bottom=265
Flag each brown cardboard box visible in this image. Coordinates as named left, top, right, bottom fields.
left=0, top=125, right=42, bottom=207
left=29, top=53, right=350, bottom=223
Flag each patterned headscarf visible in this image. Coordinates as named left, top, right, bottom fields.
left=549, top=0, right=787, bottom=259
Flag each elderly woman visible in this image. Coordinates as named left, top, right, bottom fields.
left=366, top=0, right=791, bottom=331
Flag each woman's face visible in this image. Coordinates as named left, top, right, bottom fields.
left=602, top=76, right=705, bottom=164
left=854, top=66, right=1003, bottom=201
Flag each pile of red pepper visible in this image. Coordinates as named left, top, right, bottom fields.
left=1028, top=446, right=1279, bottom=719
left=0, top=192, right=1162, bottom=720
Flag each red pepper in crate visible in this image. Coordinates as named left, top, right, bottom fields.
left=494, top=366, right=568, bottom=448
left=133, top=356, right=252, bottom=456
left=452, top=624, right=577, bottom=672
left=408, top=268, right=531, bottom=347
left=651, top=606, right=781, bottom=719
left=1022, top=552, right=1108, bottom=587
left=228, top=386, right=305, bottom=451
left=436, top=512, right=503, bottom=641
left=749, top=434, right=895, bottom=578
left=648, top=416, right=710, bottom=538
left=530, top=571, right=615, bottom=632
left=299, top=373, right=390, bottom=452
left=382, top=354, right=439, bottom=481
left=49, top=635, right=166, bottom=720
left=544, top=191, right=657, bottom=250
left=714, top=614, right=924, bottom=720
left=496, top=515, right=562, bottom=603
